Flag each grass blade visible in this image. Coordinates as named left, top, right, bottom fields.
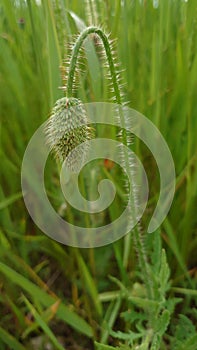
left=22, top=296, right=65, bottom=350
left=0, top=262, right=93, bottom=338
left=0, top=327, right=26, bottom=350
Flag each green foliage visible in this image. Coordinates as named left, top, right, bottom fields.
left=0, top=0, right=197, bottom=349
left=0, top=326, right=26, bottom=350
left=171, top=313, right=197, bottom=350
left=94, top=342, right=119, bottom=350
left=0, top=262, right=93, bottom=337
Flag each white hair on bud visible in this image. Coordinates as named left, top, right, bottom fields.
left=45, top=97, right=93, bottom=171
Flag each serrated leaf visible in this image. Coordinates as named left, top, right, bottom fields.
left=156, top=309, right=170, bottom=336
left=128, top=296, right=159, bottom=311
left=173, top=314, right=196, bottom=348
left=110, top=329, right=143, bottom=345
left=178, top=334, right=197, bottom=350
left=121, top=309, right=146, bottom=324
left=94, top=341, right=118, bottom=350
left=158, top=249, right=170, bottom=296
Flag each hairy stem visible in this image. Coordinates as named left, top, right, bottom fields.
left=67, top=26, right=121, bottom=104
left=67, top=26, right=153, bottom=299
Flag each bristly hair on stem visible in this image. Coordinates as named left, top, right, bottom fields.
left=46, top=25, right=153, bottom=299
left=66, top=26, right=122, bottom=105
left=64, top=25, right=153, bottom=298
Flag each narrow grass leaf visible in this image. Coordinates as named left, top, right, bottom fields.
left=0, top=192, right=23, bottom=210
left=77, top=253, right=103, bottom=317
left=22, top=296, right=65, bottom=350
left=0, top=327, right=26, bottom=350
left=0, top=262, right=93, bottom=337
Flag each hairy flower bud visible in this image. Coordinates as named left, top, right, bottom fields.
left=45, top=97, right=92, bottom=171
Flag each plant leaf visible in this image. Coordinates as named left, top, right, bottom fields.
left=0, top=326, right=26, bottom=350
left=0, top=262, right=93, bottom=338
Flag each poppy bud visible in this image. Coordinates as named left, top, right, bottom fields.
left=45, top=97, right=92, bottom=171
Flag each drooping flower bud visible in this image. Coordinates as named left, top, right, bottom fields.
left=45, top=97, right=92, bottom=171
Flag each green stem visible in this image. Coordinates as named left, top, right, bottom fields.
left=67, top=26, right=153, bottom=299
left=67, top=26, right=121, bottom=104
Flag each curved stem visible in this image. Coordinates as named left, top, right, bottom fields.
left=67, top=26, right=121, bottom=104
left=66, top=26, right=153, bottom=299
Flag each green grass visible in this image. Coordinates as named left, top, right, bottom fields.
left=0, top=0, right=197, bottom=349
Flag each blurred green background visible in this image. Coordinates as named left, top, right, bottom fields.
left=0, top=1, right=197, bottom=349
